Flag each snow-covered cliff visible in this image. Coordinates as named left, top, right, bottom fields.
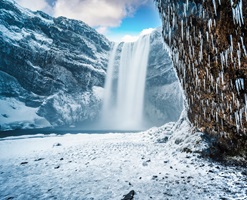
left=0, top=0, right=182, bottom=131
left=145, top=28, right=183, bottom=126
left=0, top=0, right=111, bottom=130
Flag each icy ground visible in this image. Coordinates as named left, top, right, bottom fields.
left=0, top=119, right=246, bottom=200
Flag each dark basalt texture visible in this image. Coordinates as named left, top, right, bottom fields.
left=155, top=0, right=247, bottom=161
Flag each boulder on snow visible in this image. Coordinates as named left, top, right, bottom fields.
left=121, top=190, right=135, bottom=200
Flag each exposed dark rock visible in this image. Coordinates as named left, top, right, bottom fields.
left=53, top=143, right=62, bottom=147
left=122, top=190, right=135, bottom=200
left=34, top=158, right=44, bottom=161
left=155, top=0, right=247, bottom=162
left=157, top=136, right=169, bottom=143
left=20, top=162, right=28, bottom=165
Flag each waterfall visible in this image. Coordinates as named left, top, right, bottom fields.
left=101, top=33, right=151, bottom=130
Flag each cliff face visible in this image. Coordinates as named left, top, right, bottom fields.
left=155, top=0, right=247, bottom=159
left=0, top=0, right=182, bottom=131
left=145, top=28, right=183, bottom=126
left=0, top=0, right=111, bottom=130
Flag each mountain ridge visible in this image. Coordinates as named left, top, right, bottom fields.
left=0, top=0, right=182, bottom=131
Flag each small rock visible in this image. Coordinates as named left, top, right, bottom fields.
left=163, top=192, right=173, bottom=197
left=54, top=165, right=60, bottom=169
left=2, top=114, right=8, bottom=118
left=175, top=138, right=182, bottom=144
left=20, top=162, right=28, bottom=165
left=60, top=158, right=64, bottom=161
left=6, top=197, right=14, bottom=200
left=241, top=170, right=247, bottom=176
left=53, top=143, right=62, bottom=147
left=152, top=175, right=158, bottom=180
left=122, top=190, right=135, bottom=200
left=157, top=136, right=168, bottom=143
left=34, top=158, right=44, bottom=162
left=164, top=160, right=169, bottom=163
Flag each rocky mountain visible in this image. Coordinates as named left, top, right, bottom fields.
left=145, top=28, right=183, bottom=126
left=0, top=0, right=182, bottom=131
left=0, top=0, right=111, bottom=130
left=155, top=0, right=247, bottom=162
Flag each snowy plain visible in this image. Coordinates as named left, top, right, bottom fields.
left=0, top=118, right=246, bottom=200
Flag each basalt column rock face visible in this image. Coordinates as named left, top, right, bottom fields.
left=155, top=0, right=247, bottom=160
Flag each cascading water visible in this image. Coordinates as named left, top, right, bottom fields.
left=101, top=33, right=151, bottom=130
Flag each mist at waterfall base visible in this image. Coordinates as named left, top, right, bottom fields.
left=75, top=29, right=182, bottom=133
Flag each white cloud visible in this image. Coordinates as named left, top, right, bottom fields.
left=96, top=26, right=108, bottom=35
left=53, top=0, right=149, bottom=30
left=120, top=28, right=155, bottom=43
left=14, top=0, right=53, bottom=15
left=121, top=35, right=139, bottom=43
left=14, top=0, right=152, bottom=36
left=140, top=28, right=155, bottom=36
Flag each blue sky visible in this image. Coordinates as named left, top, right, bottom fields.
left=14, top=0, right=161, bottom=42
left=106, top=2, right=161, bottom=42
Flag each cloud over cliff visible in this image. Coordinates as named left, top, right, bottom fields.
left=14, top=0, right=150, bottom=34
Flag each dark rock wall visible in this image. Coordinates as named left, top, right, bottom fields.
left=155, top=0, right=247, bottom=157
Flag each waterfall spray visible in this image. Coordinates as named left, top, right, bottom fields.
left=101, top=33, right=152, bottom=130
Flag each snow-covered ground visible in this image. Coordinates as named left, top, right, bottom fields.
left=0, top=119, right=246, bottom=200
left=0, top=98, right=50, bottom=131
